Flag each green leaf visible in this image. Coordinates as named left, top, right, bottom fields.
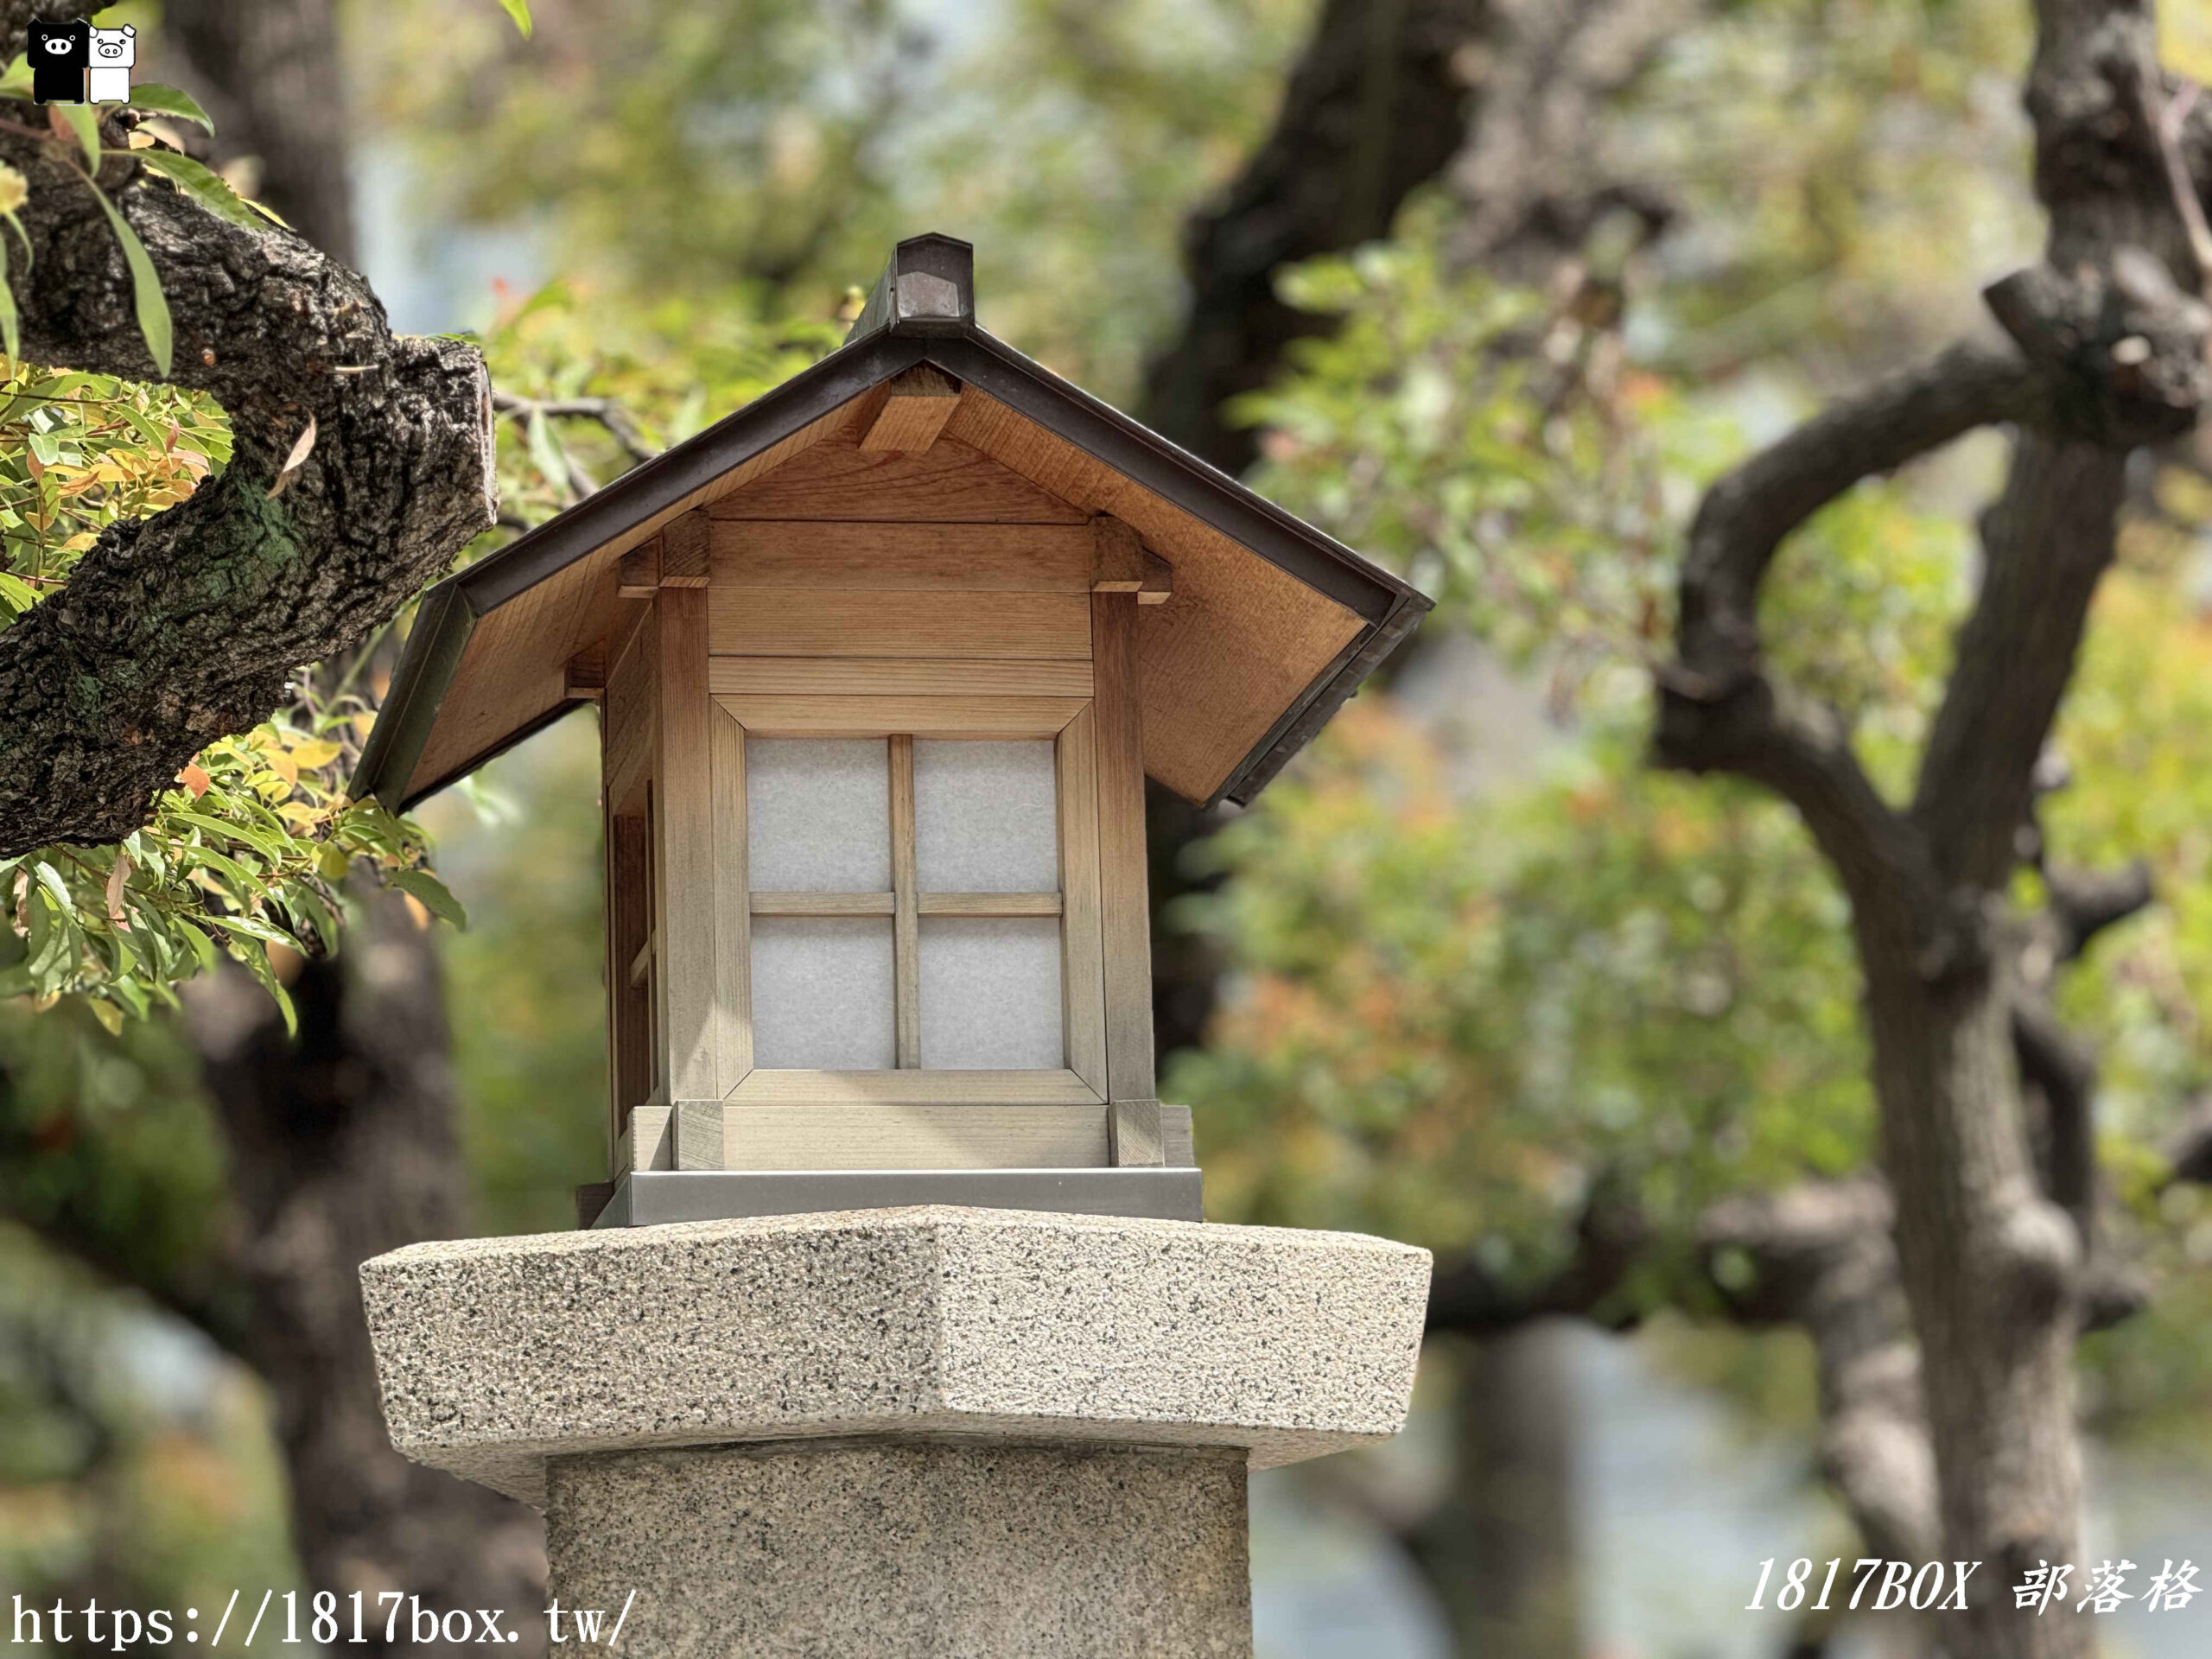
left=82, top=179, right=172, bottom=377
left=31, top=861, right=74, bottom=918
left=0, top=55, right=31, bottom=99
left=0, top=220, right=19, bottom=365
left=234, top=939, right=297, bottom=1036
left=524, top=408, right=568, bottom=491
left=387, top=866, right=468, bottom=929
left=53, top=105, right=99, bottom=174
left=124, top=84, right=217, bottom=136
left=205, top=912, right=303, bottom=951
left=135, top=149, right=264, bottom=232
left=496, top=0, right=535, bottom=38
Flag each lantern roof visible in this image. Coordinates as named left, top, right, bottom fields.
left=353, top=234, right=1430, bottom=813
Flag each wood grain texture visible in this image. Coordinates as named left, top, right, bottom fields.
left=563, top=640, right=605, bottom=699
left=661, top=509, right=712, bottom=588
left=653, top=588, right=716, bottom=1103
left=1140, top=550, right=1174, bottom=605
left=1057, top=706, right=1108, bottom=1097
left=710, top=703, right=753, bottom=1093
left=917, top=892, right=1063, bottom=917
left=713, top=695, right=1087, bottom=737
left=709, top=657, right=1093, bottom=698
left=890, top=734, right=921, bottom=1069
left=1090, top=592, right=1155, bottom=1105
left=1091, top=515, right=1146, bottom=590
left=607, top=810, right=653, bottom=1140
left=621, top=1104, right=675, bottom=1172
left=709, top=588, right=1091, bottom=661
left=1108, top=1098, right=1166, bottom=1168
left=618, top=536, right=661, bottom=599
left=674, top=1100, right=725, bottom=1172
left=707, top=434, right=1088, bottom=524
left=860, top=363, right=962, bottom=454
left=718, top=1102, right=1109, bottom=1170
left=750, top=891, right=896, bottom=916
left=728, top=1069, right=1104, bottom=1106
left=945, top=386, right=1367, bottom=801
left=401, top=400, right=854, bottom=802
left=1160, top=1103, right=1195, bottom=1168
left=710, top=521, right=1094, bottom=591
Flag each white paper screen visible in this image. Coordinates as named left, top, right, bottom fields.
left=751, top=917, right=896, bottom=1068
left=747, top=738, right=891, bottom=891
left=914, top=740, right=1058, bottom=893
left=918, top=918, right=1064, bottom=1068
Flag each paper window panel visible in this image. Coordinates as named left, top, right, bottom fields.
left=750, top=917, right=896, bottom=1069
left=747, top=738, right=891, bottom=891
left=914, top=740, right=1059, bottom=893
left=918, top=918, right=1065, bottom=1069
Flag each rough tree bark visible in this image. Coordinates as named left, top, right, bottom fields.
left=0, top=0, right=529, bottom=1643
left=0, top=0, right=493, bottom=854
left=1652, top=1, right=2211, bottom=1650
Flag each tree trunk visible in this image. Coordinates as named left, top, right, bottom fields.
left=1406, top=1328, right=1583, bottom=1657
left=159, top=0, right=358, bottom=268
left=182, top=887, right=547, bottom=1658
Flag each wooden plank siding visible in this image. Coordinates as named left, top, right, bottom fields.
left=707, top=588, right=1091, bottom=660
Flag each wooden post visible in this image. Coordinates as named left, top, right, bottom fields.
left=1090, top=590, right=1161, bottom=1165
left=890, top=734, right=921, bottom=1067
left=654, top=587, right=717, bottom=1103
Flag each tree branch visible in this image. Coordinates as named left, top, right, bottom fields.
left=1911, top=435, right=2129, bottom=890
left=1141, top=0, right=1489, bottom=470
left=1656, top=342, right=2041, bottom=940
left=0, top=115, right=494, bottom=853
left=1701, top=1179, right=1941, bottom=1564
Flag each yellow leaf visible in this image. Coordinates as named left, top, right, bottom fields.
left=276, top=802, right=323, bottom=829
left=105, top=852, right=132, bottom=930
left=289, top=739, right=342, bottom=770
left=264, top=748, right=299, bottom=785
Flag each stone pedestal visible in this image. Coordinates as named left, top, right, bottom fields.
left=360, top=1206, right=1429, bottom=1658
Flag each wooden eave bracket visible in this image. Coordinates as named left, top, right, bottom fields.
left=563, top=640, right=607, bottom=701
left=860, top=364, right=962, bottom=454
left=617, top=535, right=661, bottom=599
left=616, top=507, right=711, bottom=601
left=1091, top=514, right=1173, bottom=604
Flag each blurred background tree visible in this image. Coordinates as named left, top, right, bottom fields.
left=8, top=0, right=2212, bottom=1656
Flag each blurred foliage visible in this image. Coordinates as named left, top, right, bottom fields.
left=0, top=1001, right=296, bottom=1633
left=1169, top=1, right=2212, bottom=1449
left=350, top=0, right=1313, bottom=398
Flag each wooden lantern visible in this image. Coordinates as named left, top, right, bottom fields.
left=356, top=236, right=1429, bottom=1226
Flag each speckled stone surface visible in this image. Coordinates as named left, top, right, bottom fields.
left=359, top=1205, right=1429, bottom=1507
left=546, top=1439, right=1253, bottom=1657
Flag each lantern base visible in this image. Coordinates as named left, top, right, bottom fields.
left=545, top=1437, right=1252, bottom=1657
left=584, top=1166, right=1204, bottom=1228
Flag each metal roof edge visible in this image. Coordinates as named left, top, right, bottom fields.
left=349, top=330, right=927, bottom=806
left=352, top=582, right=478, bottom=810
left=351, top=270, right=1432, bottom=812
